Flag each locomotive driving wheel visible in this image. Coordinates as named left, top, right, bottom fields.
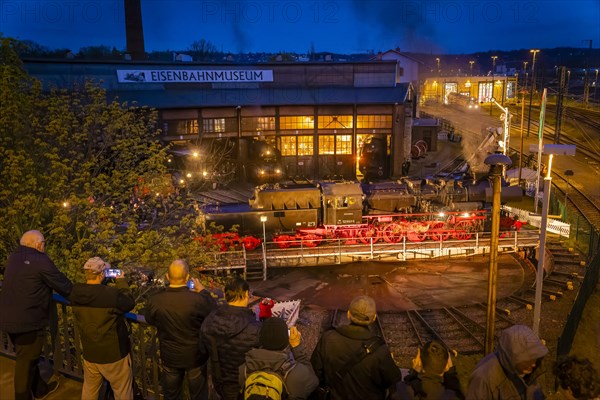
left=406, top=222, right=428, bottom=242
left=382, top=223, right=404, bottom=243
left=429, top=221, right=450, bottom=241
left=452, top=220, right=475, bottom=240
left=358, top=225, right=380, bottom=244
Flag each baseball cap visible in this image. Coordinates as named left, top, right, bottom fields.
left=83, top=257, right=110, bottom=274
left=348, top=295, right=377, bottom=325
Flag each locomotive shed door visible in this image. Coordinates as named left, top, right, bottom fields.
left=317, top=134, right=355, bottom=180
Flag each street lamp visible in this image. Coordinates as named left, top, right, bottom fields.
left=484, top=153, right=512, bottom=354
left=436, top=57, right=440, bottom=73
left=526, top=50, right=540, bottom=137
left=529, top=144, right=576, bottom=335
left=260, top=215, right=268, bottom=281
left=469, top=60, right=475, bottom=75
left=491, top=56, right=498, bottom=116
left=490, top=97, right=512, bottom=156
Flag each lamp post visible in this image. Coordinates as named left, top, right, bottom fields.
left=260, top=215, right=268, bottom=280
left=491, top=97, right=512, bottom=156
left=522, top=61, right=529, bottom=90
left=484, top=153, right=512, bottom=354
left=595, top=69, right=599, bottom=102
left=530, top=144, right=576, bottom=335
left=491, top=56, right=498, bottom=116
left=469, top=60, right=475, bottom=76
left=565, top=70, right=571, bottom=106
left=526, top=50, right=540, bottom=137
left=436, top=57, right=441, bottom=103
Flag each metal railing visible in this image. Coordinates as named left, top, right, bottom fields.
left=0, top=294, right=162, bottom=399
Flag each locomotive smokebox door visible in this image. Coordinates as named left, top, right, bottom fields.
left=321, top=182, right=363, bottom=225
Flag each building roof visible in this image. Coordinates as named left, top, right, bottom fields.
left=23, top=60, right=411, bottom=108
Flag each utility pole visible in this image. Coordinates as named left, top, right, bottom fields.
left=582, top=40, right=593, bottom=107
left=526, top=50, right=540, bottom=138
left=555, top=67, right=566, bottom=143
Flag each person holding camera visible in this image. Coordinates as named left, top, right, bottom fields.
left=144, top=259, right=216, bottom=400
left=69, top=257, right=135, bottom=400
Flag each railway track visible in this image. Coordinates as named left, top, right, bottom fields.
left=553, top=172, right=600, bottom=228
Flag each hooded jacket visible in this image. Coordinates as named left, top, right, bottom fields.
left=0, top=245, right=72, bottom=333
left=144, top=286, right=216, bottom=368
left=466, top=325, right=549, bottom=400
left=239, top=343, right=319, bottom=400
left=311, top=323, right=402, bottom=400
left=201, top=304, right=261, bottom=400
left=69, top=279, right=135, bottom=364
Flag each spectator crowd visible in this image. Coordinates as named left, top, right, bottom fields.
left=0, top=230, right=598, bottom=400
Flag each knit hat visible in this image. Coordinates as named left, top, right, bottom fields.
left=83, top=257, right=110, bottom=274
left=348, top=295, right=377, bottom=325
left=259, top=317, right=289, bottom=351
left=421, top=340, right=450, bottom=375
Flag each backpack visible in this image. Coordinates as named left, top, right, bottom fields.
left=243, top=359, right=296, bottom=400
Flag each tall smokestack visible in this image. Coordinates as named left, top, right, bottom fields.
left=124, top=0, right=145, bottom=60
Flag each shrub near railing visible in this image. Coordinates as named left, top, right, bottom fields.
left=0, top=293, right=163, bottom=399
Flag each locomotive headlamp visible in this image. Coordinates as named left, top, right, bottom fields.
left=438, top=212, right=445, bottom=218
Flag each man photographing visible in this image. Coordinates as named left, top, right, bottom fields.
left=69, top=257, right=135, bottom=400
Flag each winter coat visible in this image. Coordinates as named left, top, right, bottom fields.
left=466, top=325, right=549, bottom=400
left=311, top=323, right=402, bottom=400
left=239, top=343, right=319, bottom=400
left=201, top=304, right=261, bottom=400
left=0, top=245, right=72, bottom=333
left=69, top=279, right=135, bottom=364
left=145, top=286, right=216, bottom=368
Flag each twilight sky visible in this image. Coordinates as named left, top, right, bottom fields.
left=1, top=0, right=599, bottom=54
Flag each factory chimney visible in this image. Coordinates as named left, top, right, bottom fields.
left=124, top=0, right=145, bottom=60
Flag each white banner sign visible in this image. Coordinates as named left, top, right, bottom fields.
left=117, top=69, right=273, bottom=83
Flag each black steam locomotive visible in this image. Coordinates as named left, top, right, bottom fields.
left=167, top=138, right=284, bottom=186
left=200, top=177, right=523, bottom=247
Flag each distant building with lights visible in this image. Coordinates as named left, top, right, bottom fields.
left=420, top=74, right=517, bottom=105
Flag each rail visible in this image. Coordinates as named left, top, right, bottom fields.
left=0, top=294, right=162, bottom=399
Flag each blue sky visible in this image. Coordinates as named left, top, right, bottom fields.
left=1, top=0, right=599, bottom=54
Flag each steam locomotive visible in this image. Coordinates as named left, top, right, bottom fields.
left=168, top=138, right=284, bottom=186
left=447, top=92, right=479, bottom=109
left=199, top=177, right=523, bottom=250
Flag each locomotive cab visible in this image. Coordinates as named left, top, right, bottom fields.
left=320, top=182, right=363, bottom=226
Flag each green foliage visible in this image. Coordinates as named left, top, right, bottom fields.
left=0, top=37, right=211, bottom=283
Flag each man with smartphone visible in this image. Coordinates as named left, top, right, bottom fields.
left=69, top=257, right=135, bottom=399
left=144, top=259, right=216, bottom=400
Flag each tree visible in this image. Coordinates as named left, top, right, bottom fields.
left=188, top=39, right=217, bottom=61
left=0, top=37, right=210, bottom=289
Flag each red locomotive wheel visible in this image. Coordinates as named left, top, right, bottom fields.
left=429, top=221, right=450, bottom=241
left=452, top=220, right=474, bottom=240
left=358, top=225, right=380, bottom=244
left=406, top=222, right=427, bottom=242
left=382, top=223, right=404, bottom=243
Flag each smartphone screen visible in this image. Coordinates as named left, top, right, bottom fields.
left=187, top=279, right=195, bottom=289
left=105, top=269, right=122, bottom=278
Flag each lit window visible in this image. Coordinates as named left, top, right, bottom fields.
left=356, top=115, right=392, bottom=129
left=164, top=119, right=199, bottom=135
left=297, top=136, right=313, bottom=156
left=280, top=116, right=314, bottom=130
left=336, top=135, right=352, bottom=155
left=202, top=118, right=226, bottom=133
left=319, top=135, right=335, bottom=154
left=318, top=115, right=353, bottom=129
